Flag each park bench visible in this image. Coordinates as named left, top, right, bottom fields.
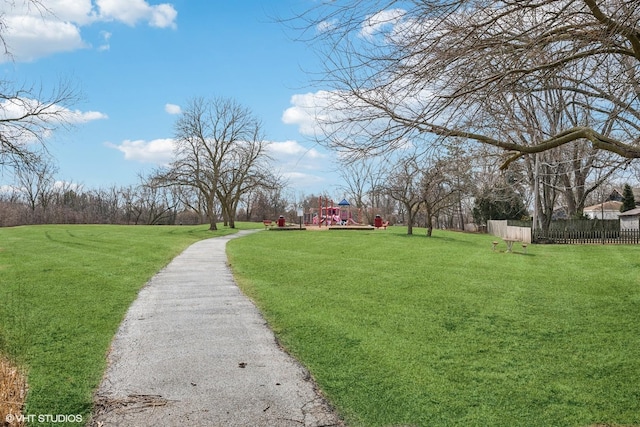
left=263, top=220, right=273, bottom=228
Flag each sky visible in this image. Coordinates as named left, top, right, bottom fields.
left=0, top=0, right=342, bottom=198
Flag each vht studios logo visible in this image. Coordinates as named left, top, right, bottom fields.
left=5, top=413, right=84, bottom=424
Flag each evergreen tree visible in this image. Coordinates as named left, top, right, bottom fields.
left=472, top=186, right=528, bottom=225
left=620, top=184, right=636, bottom=212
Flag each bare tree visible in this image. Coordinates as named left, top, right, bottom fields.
left=0, top=0, right=80, bottom=170
left=491, top=76, right=634, bottom=225
left=13, top=155, right=58, bottom=223
left=295, top=0, right=640, bottom=165
left=165, top=97, right=267, bottom=230
left=172, top=184, right=206, bottom=224
left=386, top=155, right=424, bottom=235
left=338, top=157, right=387, bottom=224
left=420, top=158, right=462, bottom=237
left=439, top=143, right=475, bottom=230
left=216, top=138, right=276, bottom=228
left=0, top=81, right=79, bottom=169
left=128, top=173, right=179, bottom=225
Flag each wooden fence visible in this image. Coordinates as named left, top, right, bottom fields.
left=487, top=220, right=532, bottom=243
left=533, top=229, right=640, bottom=244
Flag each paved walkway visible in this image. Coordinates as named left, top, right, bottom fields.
left=90, top=230, right=342, bottom=427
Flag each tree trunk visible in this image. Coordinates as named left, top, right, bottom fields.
left=425, top=208, right=434, bottom=237
left=404, top=201, right=414, bottom=235
left=206, top=197, right=217, bottom=230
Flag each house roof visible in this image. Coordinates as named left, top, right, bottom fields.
left=584, top=201, right=623, bottom=212
left=619, top=207, right=640, bottom=217
left=609, top=188, right=640, bottom=201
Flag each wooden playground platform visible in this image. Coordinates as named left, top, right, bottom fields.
left=328, top=225, right=375, bottom=230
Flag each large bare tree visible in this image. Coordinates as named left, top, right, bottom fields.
left=295, top=0, right=640, bottom=165
left=165, top=97, right=268, bottom=230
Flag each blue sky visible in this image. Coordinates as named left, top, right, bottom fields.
left=0, top=0, right=340, bottom=197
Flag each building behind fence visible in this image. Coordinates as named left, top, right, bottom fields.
left=488, top=219, right=640, bottom=244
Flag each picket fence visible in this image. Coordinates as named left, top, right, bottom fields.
left=488, top=219, right=640, bottom=244
left=533, top=229, right=640, bottom=245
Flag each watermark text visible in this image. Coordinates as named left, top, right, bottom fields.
left=5, top=413, right=84, bottom=424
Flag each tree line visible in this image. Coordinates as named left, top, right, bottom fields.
left=1, top=131, right=636, bottom=234
left=1, top=1, right=639, bottom=234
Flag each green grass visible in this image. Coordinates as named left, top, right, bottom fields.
left=227, top=227, right=640, bottom=427
left=0, top=224, right=259, bottom=426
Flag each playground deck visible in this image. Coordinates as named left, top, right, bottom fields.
left=328, top=225, right=375, bottom=230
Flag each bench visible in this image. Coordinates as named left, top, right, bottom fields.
left=263, top=220, right=272, bottom=228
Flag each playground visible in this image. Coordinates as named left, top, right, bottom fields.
left=267, top=197, right=389, bottom=231
left=306, top=197, right=360, bottom=226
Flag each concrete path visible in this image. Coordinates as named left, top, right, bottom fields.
left=90, top=230, right=343, bottom=427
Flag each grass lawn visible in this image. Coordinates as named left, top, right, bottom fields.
left=227, top=227, right=640, bottom=427
left=0, top=223, right=259, bottom=427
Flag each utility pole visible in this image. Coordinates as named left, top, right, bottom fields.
left=532, top=153, right=540, bottom=240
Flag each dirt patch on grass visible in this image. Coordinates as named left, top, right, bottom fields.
left=0, top=354, right=27, bottom=427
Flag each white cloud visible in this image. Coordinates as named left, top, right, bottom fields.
left=359, top=9, right=406, bottom=40
left=264, top=139, right=334, bottom=194
left=0, top=0, right=177, bottom=62
left=53, top=180, right=82, bottom=191
left=98, top=31, right=112, bottom=51
left=164, top=103, right=182, bottom=115
left=0, top=1, right=96, bottom=25
left=268, top=140, right=324, bottom=159
left=281, top=171, right=327, bottom=191
left=106, top=138, right=176, bottom=165
left=65, top=109, right=109, bottom=123
left=96, top=0, right=177, bottom=29
left=148, top=3, right=178, bottom=29
left=316, top=20, right=336, bottom=33
left=0, top=97, right=108, bottom=124
left=0, top=184, right=19, bottom=195
left=1, top=15, right=87, bottom=62
left=0, top=98, right=106, bottom=145
left=282, top=91, right=336, bottom=136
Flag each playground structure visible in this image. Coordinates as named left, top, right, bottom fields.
left=264, top=196, right=386, bottom=230
left=304, top=197, right=366, bottom=228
